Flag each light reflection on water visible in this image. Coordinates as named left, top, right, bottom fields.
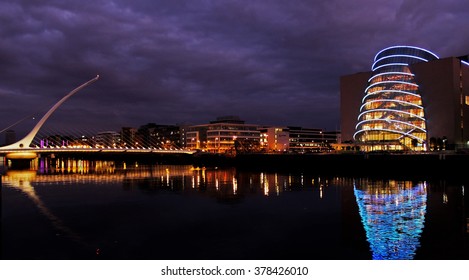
left=20, top=158, right=339, bottom=199
left=354, top=179, right=427, bottom=260
left=1, top=158, right=467, bottom=259
left=2, top=159, right=345, bottom=259
left=3, top=170, right=88, bottom=247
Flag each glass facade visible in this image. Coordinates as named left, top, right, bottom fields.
left=354, top=46, right=439, bottom=151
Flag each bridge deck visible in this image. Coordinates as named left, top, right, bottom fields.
left=0, top=147, right=195, bottom=155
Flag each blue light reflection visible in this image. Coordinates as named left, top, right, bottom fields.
left=354, top=180, right=427, bottom=260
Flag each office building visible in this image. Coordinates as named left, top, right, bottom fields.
left=259, top=127, right=290, bottom=152
left=186, top=116, right=260, bottom=153
left=95, top=131, right=121, bottom=148
left=137, top=123, right=182, bottom=149
left=121, top=127, right=138, bottom=147
left=288, top=127, right=339, bottom=153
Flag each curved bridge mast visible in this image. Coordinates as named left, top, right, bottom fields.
left=1, top=75, right=99, bottom=158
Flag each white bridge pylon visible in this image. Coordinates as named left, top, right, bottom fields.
left=0, top=75, right=100, bottom=158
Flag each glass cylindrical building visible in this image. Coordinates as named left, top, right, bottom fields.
left=354, top=46, right=439, bottom=151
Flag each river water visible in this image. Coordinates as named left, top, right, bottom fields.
left=1, top=158, right=468, bottom=260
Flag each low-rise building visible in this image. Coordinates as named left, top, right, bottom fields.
left=95, top=131, right=121, bottom=148
left=186, top=116, right=260, bottom=153
left=136, top=123, right=182, bottom=149
left=259, top=127, right=290, bottom=152
left=288, top=127, right=340, bottom=153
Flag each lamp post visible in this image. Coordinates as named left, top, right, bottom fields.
left=320, top=131, right=323, bottom=152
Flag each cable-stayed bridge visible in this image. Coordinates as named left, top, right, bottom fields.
left=0, top=75, right=194, bottom=162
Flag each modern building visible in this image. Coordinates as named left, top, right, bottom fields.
left=120, top=127, right=138, bottom=147
left=341, top=46, right=469, bottom=151
left=178, top=123, right=191, bottom=148
left=259, top=127, right=290, bottom=152
left=136, top=123, right=182, bottom=149
left=287, top=127, right=339, bottom=153
left=95, top=131, right=121, bottom=148
left=186, top=116, right=260, bottom=153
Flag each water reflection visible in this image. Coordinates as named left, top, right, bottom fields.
left=3, top=170, right=86, bottom=246
left=38, top=157, right=116, bottom=174
left=2, top=158, right=468, bottom=260
left=4, top=158, right=339, bottom=202
left=2, top=159, right=340, bottom=253
left=354, top=179, right=427, bottom=260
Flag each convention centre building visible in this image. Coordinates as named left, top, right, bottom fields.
left=341, top=45, right=469, bottom=151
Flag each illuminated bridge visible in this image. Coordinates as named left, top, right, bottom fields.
left=0, top=75, right=194, bottom=163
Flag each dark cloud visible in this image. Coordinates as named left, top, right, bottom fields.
left=1, top=0, right=469, bottom=138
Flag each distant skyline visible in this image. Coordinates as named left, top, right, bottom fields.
left=1, top=0, right=469, bottom=138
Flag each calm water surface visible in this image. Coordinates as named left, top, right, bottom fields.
left=1, top=159, right=468, bottom=260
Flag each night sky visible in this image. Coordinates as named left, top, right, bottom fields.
left=1, top=0, right=469, bottom=138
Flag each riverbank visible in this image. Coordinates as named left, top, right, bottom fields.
left=196, top=152, right=468, bottom=180
left=3, top=151, right=468, bottom=180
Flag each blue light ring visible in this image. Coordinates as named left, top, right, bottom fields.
left=374, top=46, right=439, bottom=62
left=372, top=55, right=428, bottom=71
left=372, top=63, right=409, bottom=72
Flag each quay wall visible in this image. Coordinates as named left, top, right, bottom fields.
left=231, top=153, right=467, bottom=179
left=3, top=151, right=468, bottom=180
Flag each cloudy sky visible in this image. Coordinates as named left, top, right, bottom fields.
left=1, top=0, right=469, bottom=138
